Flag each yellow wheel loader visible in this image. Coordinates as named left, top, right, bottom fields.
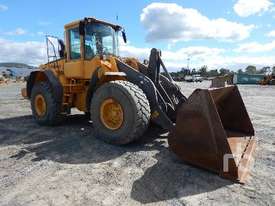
left=22, top=17, right=256, bottom=183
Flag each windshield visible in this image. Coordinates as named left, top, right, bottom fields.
left=84, top=23, right=119, bottom=58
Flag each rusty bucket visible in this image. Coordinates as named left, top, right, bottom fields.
left=168, top=86, right=256, bottom=183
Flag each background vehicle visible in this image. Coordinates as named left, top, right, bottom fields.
left=184, top=75, right=193, bottom=82
left=184, top=74, right=203, bottom=82
left=193, top=74, right=203, bottom=82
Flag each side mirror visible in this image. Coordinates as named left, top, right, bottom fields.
left=122, top=30, right=127, bottom=44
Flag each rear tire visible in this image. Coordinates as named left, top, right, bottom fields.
left=31, top=81, right=62, bottom=126
left=90, top=80, right=151, bottom=145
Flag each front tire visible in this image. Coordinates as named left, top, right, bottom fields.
left=90, top=80, right=151, bottom=145
left=31, top=81, right=62, bottom=126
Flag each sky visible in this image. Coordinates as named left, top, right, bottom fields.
left=1, top=0, right=275, bottom=71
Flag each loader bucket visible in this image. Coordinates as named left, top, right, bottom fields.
left=168, top=86, right=256, bottom=183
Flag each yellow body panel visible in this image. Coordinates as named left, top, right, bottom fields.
left=38, top=55, right=123, bottom=113
left=29, top=18, right=138, bottom=113
left=84, top=56, right=104, bottom=78
left=64, top=60, right=84, bottom=78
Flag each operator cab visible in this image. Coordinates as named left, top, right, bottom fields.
left=65, top=17, right=126, bottom=60
left=83, top=21, right=119, bottom=58
left=63, top=17, right=127, bottom=79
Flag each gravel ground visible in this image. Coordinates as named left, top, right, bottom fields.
left=0, top=81, right=274, bottom=206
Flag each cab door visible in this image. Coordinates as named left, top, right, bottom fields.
left=64, top=26, right=84, bottom=78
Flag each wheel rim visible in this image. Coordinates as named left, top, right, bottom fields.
left=34, top=94, right=46, bottom=116
left=100, top=98, right=124, bottom=130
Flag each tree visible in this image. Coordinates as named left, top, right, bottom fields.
left=181, top=68, right=190, bottom=75
left=199, top=65, right=208, bottom=76
left=191, top=68, right=196, bottom=74
left=245, top=65, right=257, bottom=74
left=219, top=68, right=230, bottom=76
left=237, top=69, right=243, bottom=74
left=259, top=66, right=270, bottom=74
left=208, top=69, right=219, bottom=77
left=272, top=66, right=275, bottom=74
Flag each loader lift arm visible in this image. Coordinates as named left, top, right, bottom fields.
left=117, top=48, right=187, bottom=129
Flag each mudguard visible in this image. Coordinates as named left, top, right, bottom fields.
left=26, top=70, right=63, bottom=106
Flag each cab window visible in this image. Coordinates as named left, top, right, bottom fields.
left=69, top=28, right=81, bottom=60
left=84, top=31, right=96, bottom=59
left=84, top=23, right=118, bottom=59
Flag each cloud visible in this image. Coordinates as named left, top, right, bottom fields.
left=0, top=4, right=8, bottom=11
left=120, top=41, right=275, bottom=70
left=267, top=30, right=275, bottom=37
left=233, top=0, right=273, bottom=17
left=140, top=3, right=254, bottom=42
left=0, top=38, right=46, bottom=65
left=235, top=41, right=275, bottom=52
left=0, top=37, right=273, bottom=70
left=120, top=41, right=225, bottom=70
left=210, top=55, right=275, bottom=69
left=4, top=28, right=27, bottom=36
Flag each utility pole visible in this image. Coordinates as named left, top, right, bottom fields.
left=187, top=57, right=191, bottom=72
